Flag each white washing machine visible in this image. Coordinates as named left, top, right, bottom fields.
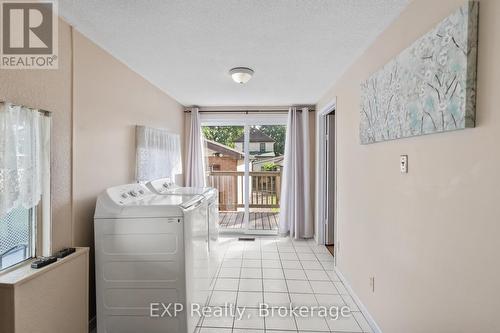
left=94, top=183, right=210, bottom=333
left=145, top=178, right=221, bottom=286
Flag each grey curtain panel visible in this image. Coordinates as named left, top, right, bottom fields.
left=185, top=107, right=206, bottom=187
left=279, top=107, right=313, bottom=238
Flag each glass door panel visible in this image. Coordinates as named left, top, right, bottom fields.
left=202, top=125, right=246, bottom=231
left=246, top=125, right=286, bottom=234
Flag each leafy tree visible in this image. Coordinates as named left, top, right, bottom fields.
left=202, top=125, right=287, bottom=155
left=202, top=126, right=244, bottom=148
left=262, top=162, right=278, bottom=171
left=259, top=125, right=286, bottom=156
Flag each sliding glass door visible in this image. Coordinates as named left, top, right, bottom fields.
left=201, top=113, right=287, bottom=235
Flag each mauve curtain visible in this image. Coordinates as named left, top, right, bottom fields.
left=185, top=107, right=206, bottom=187
left=279, top=107, right=313, bottom=238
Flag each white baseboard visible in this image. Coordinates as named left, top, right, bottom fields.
left=334, top=268, right=383, bottom=333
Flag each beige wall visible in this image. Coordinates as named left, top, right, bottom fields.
left=0, top=19, right=73, bottom=252
left=317, top=0, right=500, bottom=332
left=0, top=19, right=185, bottom=322
left=71, top=29, right=184, bottom=250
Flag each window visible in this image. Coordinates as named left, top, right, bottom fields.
left=0, top=102, right=51, bottom=271
left=135, top=126, right=182, bottom=182
left=260, top=143, right=266, bottom=152
left=0, top=207, right=36, bottom=270
left=211, top=164, right=221, bottom=171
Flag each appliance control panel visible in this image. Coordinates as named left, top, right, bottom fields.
left=147, top=177, right=179, bottom=193
left=107, top=184, right=151, bottom=205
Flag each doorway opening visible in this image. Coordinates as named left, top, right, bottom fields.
left=201, top=113, right=287, bottom=235
left=316, top=101, right=336, bottom=257
left=325, top=112, right=335, bottom=246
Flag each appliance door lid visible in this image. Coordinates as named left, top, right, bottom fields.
left=180, top=195, right=205, bottom=211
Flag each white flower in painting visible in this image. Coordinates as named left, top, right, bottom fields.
left=442, top=35, right=451, bottom=46
left=419, top=86, right=426, bottom=97
left=417, top=40, right=432, bottom=58
left=439, top=102, right=447, bottom=111
left=438, top=50, right=448, bottom=66
left=438, top=53, right=448, bottom=66
left=445, top=25, right=453, bottom=36
left=424, top=70, right=433, bottom=80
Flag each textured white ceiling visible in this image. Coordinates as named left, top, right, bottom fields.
left=59, top=0, right=409, bottom=106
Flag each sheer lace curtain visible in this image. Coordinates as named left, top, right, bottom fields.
left=0, top=102, right=50, bottom=217
left=279, top=107, right=313, bottom=239
left=185, top=107, right=206, bottom=187
left=135, top=126, right=182, bottom=182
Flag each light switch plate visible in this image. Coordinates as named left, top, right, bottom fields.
left=400, top=155, right=408, bottom=173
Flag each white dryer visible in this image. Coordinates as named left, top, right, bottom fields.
left=94, top=183, right=210, bottom=333
left=145, top=178, right=221, bottom=286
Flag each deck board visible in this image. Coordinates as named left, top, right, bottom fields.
left=228, top=212, right=237, bottom=228
left=220, top=212, right=228, bottom=228
left=235, top=212, right=244, bottom=228
left=218, top=211, right=279, bottom=231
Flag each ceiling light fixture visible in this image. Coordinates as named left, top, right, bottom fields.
left=229, top=67, right=254, bottom=84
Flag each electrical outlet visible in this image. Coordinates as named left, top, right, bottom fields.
left=369, top=276, right=375, bottom=292
left=400, top=155, right=408, bottom=173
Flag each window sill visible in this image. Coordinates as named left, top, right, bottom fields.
left=0, top=257, right=33, bottom=275
left=0, top=247, right=89, bottom=287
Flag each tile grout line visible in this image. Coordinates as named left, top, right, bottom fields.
left=315, top=240, right=366, bottom=333
left=202, top=239, right=232, bottom=330
left=320, top=247, right=366, bottom=332
left=231, top=240, right=245, bottom=332
left=313, top=240, right=343, bottom=333
left=298, top=240, right=332, bottom=333
left=259, top=239, right=266, bottom=332
left=278, top=240, right=299, bottom=333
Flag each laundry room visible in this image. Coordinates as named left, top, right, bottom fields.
left=2, top=1, right=500, bottom=333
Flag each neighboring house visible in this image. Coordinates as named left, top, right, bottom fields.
left=234, top=128, right=275, bottom=157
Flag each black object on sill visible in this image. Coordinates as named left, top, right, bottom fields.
left=53, top=247, right=76, bottom=259
left=31, top=256, right=57, bottom=269
left=238, top=237, right=255, bottom=242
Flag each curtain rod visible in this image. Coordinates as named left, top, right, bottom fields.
left=0, top=100, right=52, bottom=116
left=184, top=108, right=315, bottom=114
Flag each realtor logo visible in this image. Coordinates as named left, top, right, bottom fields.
left=1, top=0, right=58, bottom=69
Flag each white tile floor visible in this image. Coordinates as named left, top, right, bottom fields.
left=196, top=236, right=373, bottom=333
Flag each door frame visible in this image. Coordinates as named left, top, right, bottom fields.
left=200, top=112, right=287, bottom=235
left=315, top=98, right=337, bottom=250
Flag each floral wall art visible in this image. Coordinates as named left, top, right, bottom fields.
left=360, top=1, right=479, bottom=144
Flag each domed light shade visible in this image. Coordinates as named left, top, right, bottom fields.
left=229, top=67, right=254, bottom=84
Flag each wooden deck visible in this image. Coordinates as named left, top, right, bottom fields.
left=219, top=211, right=279, bottom=230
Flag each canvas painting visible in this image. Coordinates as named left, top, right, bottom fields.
left=360, top=2, right=479, bottom=144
